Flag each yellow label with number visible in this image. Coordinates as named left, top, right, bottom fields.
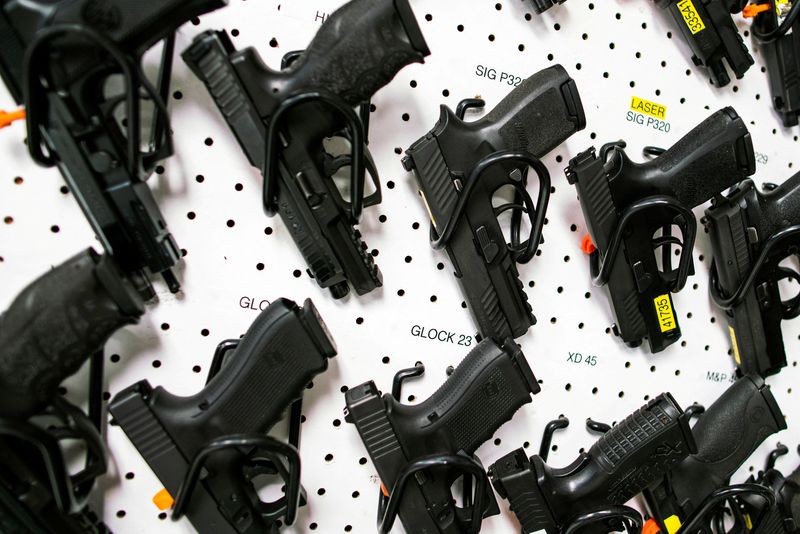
left=676, top=0, right=706, bottom=34
left=664, top=515, right=683, bottom=534
left=654, top=294, right=677, bottom=332
left=729, top=326, right=741, bottom=365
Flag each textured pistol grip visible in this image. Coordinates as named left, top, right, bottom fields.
left=392, top=339, right=539, bottom=456
left=295, top=0, right=430, bottom=105
left=0, top=249, right=143, bottom=419
left=652, top=107, right=755, bottom=206
left=190, top=299, right=337, bottom=437
left=688, top=376, right=786, bottom=482
left=150, top=299, right=336, bottom=457
left=590, top=393, right=697, bottom=503
left=481, top=64, right=586, bottom=156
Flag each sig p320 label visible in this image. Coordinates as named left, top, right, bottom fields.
left=654, top=294, right=677, bottom=332
left=676, top=0, right=706, bottom=34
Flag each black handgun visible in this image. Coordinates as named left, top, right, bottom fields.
left=704, top=170, right=800, bottom=376
left=532, top=0, right=568, bottom=13
left=654, top=0, right=754, bottom=86
left=565, top=107, right=755, bottom=352
left=109, top=298, right=336, bottom=534
left=751, top=0, right=800, bottom=127
left=0, top=439, right=109, bottom=533
left=344, top=338, right=540, bottom=533
left=743, top=449, right=800, bottom=533
left=0, top=248, right=144, bottom=419
left=0, top=0, right=227, bottom=299
left=643, top=375, right=786, bottom=533
left=182, top=0, right=430, bottom=299
left=489, top=393, right=697, bottom=534
left=402, top=65, right=585, bottom=341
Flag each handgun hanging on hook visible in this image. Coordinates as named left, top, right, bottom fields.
left=0, top=0, right=228, bottom=299
left=403, top=65, right=585, bottom=341
left=705, top=169, right=800, bottom=376
left=565, top=107, right=755, bottom=353
left=653, top=0, right=754, bottom=87
left=183, top=0, right=430, bottom=299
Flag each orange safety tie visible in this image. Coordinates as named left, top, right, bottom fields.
left=643, top=518, right=662, bottom=534
left=0, top=108, right=25, bottom=129
left=581, top=234, right=597, bottom=255
left=152, top=488, right=175, bottom=511
left=743, top=3, right=770, bottom=17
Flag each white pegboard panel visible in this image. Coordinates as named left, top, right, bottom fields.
left=1, top=0, right=799, bottom=532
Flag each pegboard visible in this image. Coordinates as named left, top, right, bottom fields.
left=1, top=0, right=799, bottom=532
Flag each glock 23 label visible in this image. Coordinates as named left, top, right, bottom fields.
left=676, top=0, right=706, bottom=34
left=654, top=294, right=677, bottom=332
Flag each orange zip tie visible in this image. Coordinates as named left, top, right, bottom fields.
left=152, top=488, right=175, bottom=511
left=0, top=108, right=25, bottom=129
left=643, top=518, right=662, bottom=534
left=581, top=234, right=596, bottom=255
left=743, top=3, right=770, bottom=17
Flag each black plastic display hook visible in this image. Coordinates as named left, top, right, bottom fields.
left=539, top=416, right=570, bottom=462
left=709, top=225, right=800, bottom=310
left=429, top=150, right=551, bottom=265
left=589, top=195, right=697, bottom=291
left=675, top=484, right=776, bottom=534
left=378, top=454, right=489, bottom=534
left=172, top=435, right=302, bottom=525
left=563, top=505, right=644, bottom=534
left=263, top=90, right=367, bottom=222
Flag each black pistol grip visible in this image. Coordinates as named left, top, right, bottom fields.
left=0, top=249, right=143, bottom=419
left=673, top=376, right=786, bottom=500
left=281, top=0, right=429, bottom=105
left=615, top=107, right=755, bottom=207
left=182, top=30, right=267, bottom=168
left=147, top=298, right=336, bottom=454
left=588, top=393, right=697, bottom=503
left=387, top=339, right=539, bottom=457
left=491, top=394, right=696, bottom=534
left=788, top=467, right=800, bottom=527
left=479, top=64, right=586, bottom=155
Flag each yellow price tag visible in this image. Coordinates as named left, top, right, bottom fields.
left=676, top=0, right=706, bottom=34
left=654, top=294, right=677, bottom=333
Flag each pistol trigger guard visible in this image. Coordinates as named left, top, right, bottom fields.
left=377, top=454, right=490, bottom=534
left=563, top=505, right=643, bottom=534
left=774, top=266, right=800, bottom=319
left=25, top=24, right=174, bottom=175
left=244, top=452, right=307, bottom=522
left=710, top=225, right=800, bottom=309
left=173, top=435, right=303, bottom=526
left=675, top=484, right=776, bottom=534
left=591, top=195, right=697, bottom=291
left=429, top=150, right=550, bottom=270
left=264, top=90, right=367, bottom=221
left=0, top=398, right=107, bottom=515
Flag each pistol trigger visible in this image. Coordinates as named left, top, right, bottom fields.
left=476, top=226, right=499, bottom=263
left=509, top=168, right=523, bottom=183
left=756, top=282, right=772, bottom=309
